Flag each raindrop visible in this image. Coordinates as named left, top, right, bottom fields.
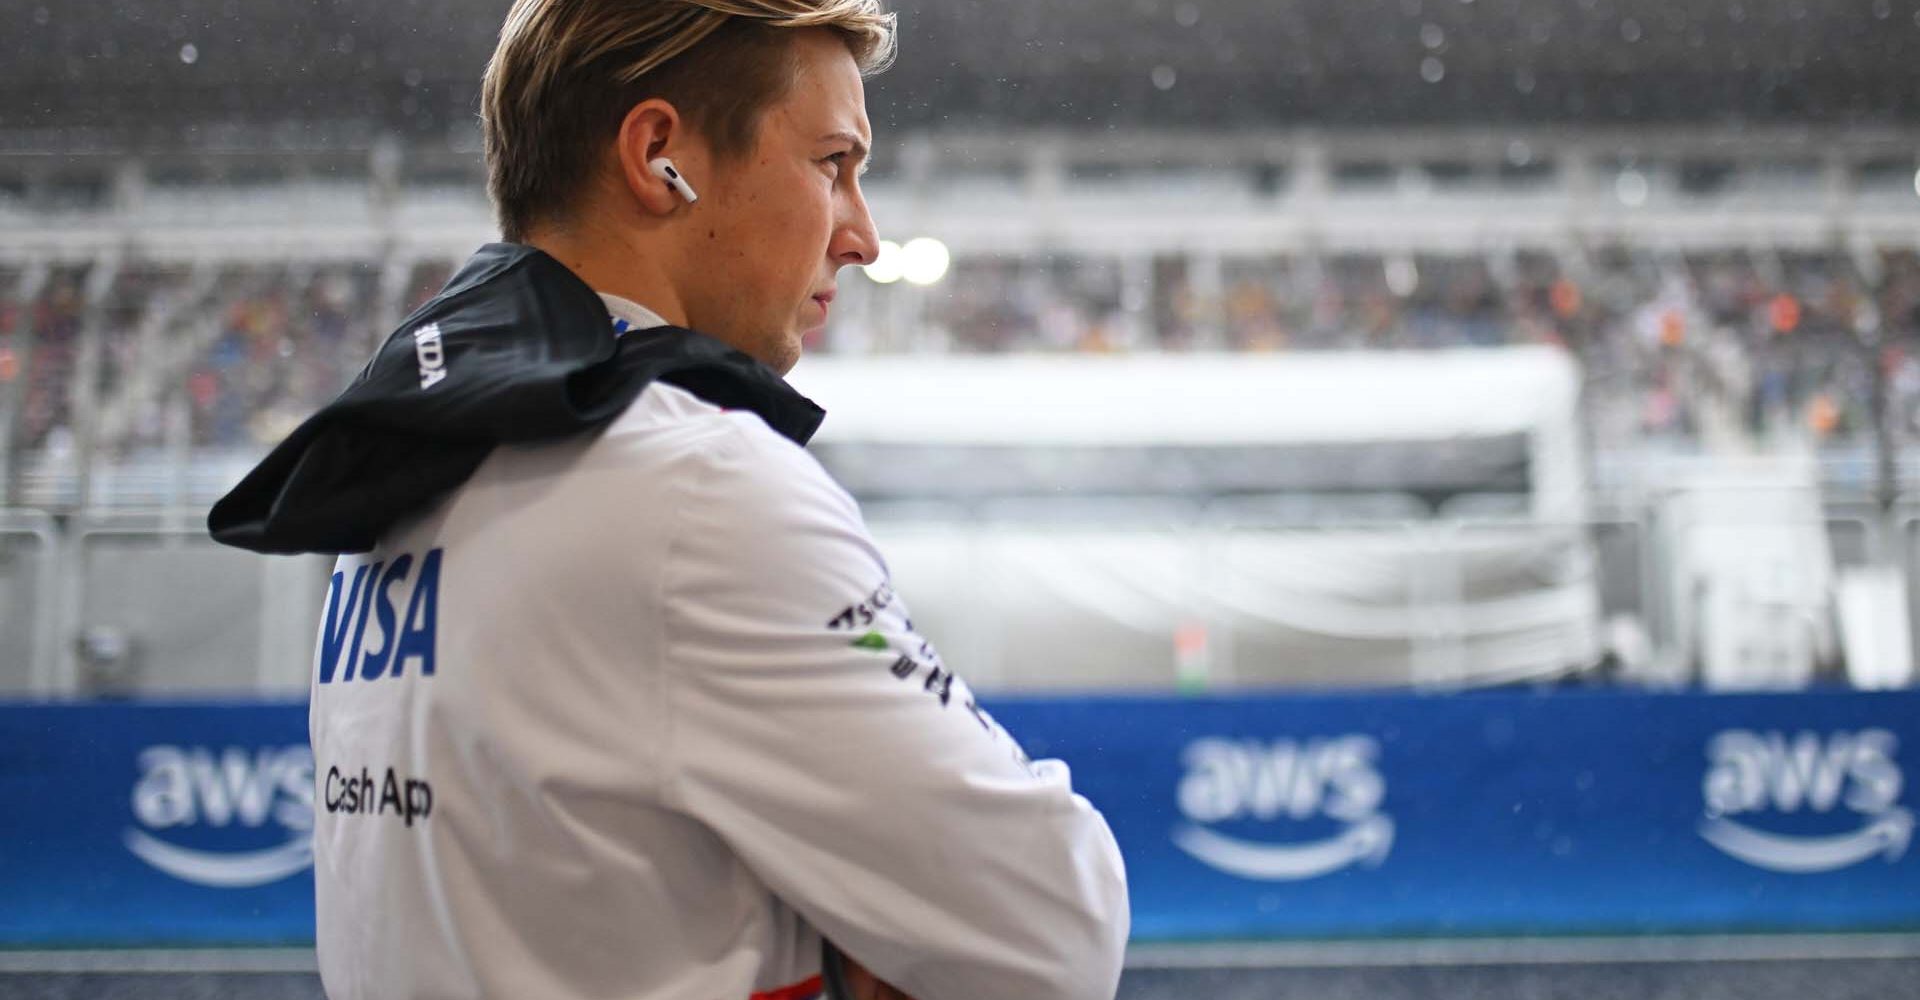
left=1615, top=169, right=1650, bottom=207
left=32, top=6, right=49, bottom=25
left=179, top=42, right=199, bottom=64
left=1420, top=56, right=1446, bottom=83
left=1151, top=64, right=1178, bottom=90
left=1620, top=17, right=1642, bottom=42
left=1912, top=167, right=1920, bottom=200
left=1174, top=2, right=1200, bottom=27
left=1506, top=139, right=1533, bottom=166
left=1421, top=23, right=1445, bottom=49
left=403, top=68, right=424, bottom=87
left=1873, top=0, right=1891, bottom=18
left=1514, top=67, right=1536, bottom=94
left=1728, top=2, right=1746, bottom=24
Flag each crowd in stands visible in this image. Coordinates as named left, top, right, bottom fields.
left=4, top=246, right=1920, bottom=458
left=0, top=262, right=380, bottom=458
left=0, top=267, right=82, bottom=455
left=853, top=245, right=1920, bottom=452
left=188, top=266, right=378, bottom=450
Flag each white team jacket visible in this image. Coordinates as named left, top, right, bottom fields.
left=309, top=297, right=1129, bottom=1000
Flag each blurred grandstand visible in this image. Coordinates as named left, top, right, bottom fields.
left=6, top=0, right=1920, bottom=702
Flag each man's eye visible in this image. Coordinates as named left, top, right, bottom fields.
left=823, top=153, right=849, bottom=177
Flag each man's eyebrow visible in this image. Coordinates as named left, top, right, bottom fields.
left=821, top=130, right=875, bottom=177
left=823, top=130, right=871, bottom=162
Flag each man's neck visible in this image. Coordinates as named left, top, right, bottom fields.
left=526, top=226, right=689, bottom=330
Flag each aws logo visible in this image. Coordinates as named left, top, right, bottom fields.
left=1172, top=735, right=1393, bottom=881
left=1700, top=728, right=1912, bottom=874
left=125, top=744, right=315, bottom=888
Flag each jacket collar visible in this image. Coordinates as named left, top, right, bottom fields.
left=208, top=243, right=825, bottom=554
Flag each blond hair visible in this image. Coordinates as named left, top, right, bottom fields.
left=482, top=0, right=896, bottom=242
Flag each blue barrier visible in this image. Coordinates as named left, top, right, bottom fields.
left=0, top=702, right=314, bottom=947
left=993, top=689, right=1920, bottom=940
left=2, top=690, right=1917, bottom=947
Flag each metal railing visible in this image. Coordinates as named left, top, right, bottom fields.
left=2, top=510, right=331, bottom=698
left=2, top=498, right=1914, bottom=697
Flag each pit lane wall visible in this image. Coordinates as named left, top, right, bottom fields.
left=2, top=689, right=1917, bottom=947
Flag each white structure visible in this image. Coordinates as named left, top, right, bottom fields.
left=790, top=349, right=1600, bottom=690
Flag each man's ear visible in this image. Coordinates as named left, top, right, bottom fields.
left=614, top=99, right=696, bottom=217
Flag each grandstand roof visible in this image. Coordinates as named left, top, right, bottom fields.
left=3, top=0, right=1918, bottom=148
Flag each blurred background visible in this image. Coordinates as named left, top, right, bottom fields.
left=3, top=0, right=1920, bottom=997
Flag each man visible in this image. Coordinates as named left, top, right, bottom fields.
left=207, top=2, right=1129, bottom=999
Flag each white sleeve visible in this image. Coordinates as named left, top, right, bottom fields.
left=659, top=420, right=1129, bottom=1000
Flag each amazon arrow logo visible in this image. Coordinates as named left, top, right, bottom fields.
left=124, top=828, right=315, bottom=888
left=1700, top=808, right=1912, bottom=874
left=1174, top=814, right=1395, bottom=880
left=1170, top=735, right=1394, bottom=881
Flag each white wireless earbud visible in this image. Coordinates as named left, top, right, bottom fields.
left=647, top=157, right=699, bottom=204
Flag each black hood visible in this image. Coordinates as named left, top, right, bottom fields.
left=208, top=243, right=825, bottom=555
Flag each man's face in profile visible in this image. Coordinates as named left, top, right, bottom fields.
left=684, top=29, right=879, bottom=374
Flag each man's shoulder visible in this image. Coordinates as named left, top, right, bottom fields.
left=599, top=382, right=848, bottom=509
left=602, top=380, right=742, bottom=443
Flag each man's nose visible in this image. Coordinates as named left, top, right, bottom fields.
left=832, top=195, right=881, bottom=267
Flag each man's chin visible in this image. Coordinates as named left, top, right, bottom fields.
left=764, top=333, right=804, bottom=375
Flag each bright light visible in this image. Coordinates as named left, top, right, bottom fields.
left=900, top=237, right=951, bottom=286
left=1912, top=167, right=1920, bottom=200
left=863, top=240, right=904, bottom=284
